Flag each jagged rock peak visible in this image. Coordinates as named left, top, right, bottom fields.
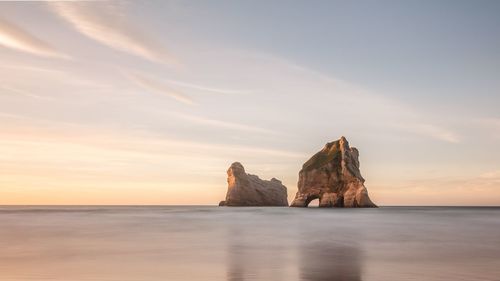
left=291, top=137, right=376, bottom=208
left=228, top=162, right=246, bottom=175
left=219, top=162, right=288, bottom=207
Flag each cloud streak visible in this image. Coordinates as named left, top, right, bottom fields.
left=0, top=123, right=304, bottom=160
left=191, top=50, right=462, bottom=144
left=0, top=85, right=47, bottom=99
left=49, top=2, right=175, bottom=64
left=0, top=63, right=109, bottom=88
left=0, top=18, right=69, bottom=59
left=172, top=112, right=277, bottom=135
left=164, top=79, right=251, bottom=95
left=125, top=72, right=194, bottom=105
left=374, top=171, right=500, bottom=205
left=416, top=124, right=460, bottom=143
left=267, top=55, right=463, bottom=143
left=475, top=117, right=500, bottom=139
left=394, top=123, right=461, bottom=143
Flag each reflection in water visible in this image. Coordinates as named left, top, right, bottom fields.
left=224, top=210, right=363, bottom=281
left=299, top=241, right=362, bottom=281
left=225, top=226, right=290, bottom=281
left=297, top=217, right=363, bottom=281
left=226, top=229, right=247, bottom=281
left=1, top=206, right=500, bottom=281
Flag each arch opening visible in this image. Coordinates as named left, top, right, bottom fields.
left=304, top=195, right=320, bottom=207
left=307, top=198, right=319, bottom=207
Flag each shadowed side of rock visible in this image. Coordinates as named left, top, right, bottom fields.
left=219, top=162, right=288, bottom=206
left=290, top=136, right=377, bottom=208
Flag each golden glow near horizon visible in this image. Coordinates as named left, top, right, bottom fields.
left=0, top=1, right=499, bottom=205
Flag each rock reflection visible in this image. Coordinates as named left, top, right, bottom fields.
left=225, top=227, right=290, bottom=281
left=226, top=238, right=247, bottom=281
left=299, top=241, right=362, bottom=281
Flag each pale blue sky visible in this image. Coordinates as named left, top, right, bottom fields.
left=141, top=0, right=500, bottom=105
left=0, top=1, right=499, bottom=205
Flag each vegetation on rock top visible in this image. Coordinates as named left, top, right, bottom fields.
left=301, top=140, right=342, bottom=172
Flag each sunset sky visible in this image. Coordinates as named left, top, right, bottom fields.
left=0, top=0, right=499, bottom=205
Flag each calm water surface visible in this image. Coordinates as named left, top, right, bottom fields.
left=1, top=206, right=499, bottom=281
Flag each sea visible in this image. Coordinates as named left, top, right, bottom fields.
left=0, top=206, right=499, bottom=281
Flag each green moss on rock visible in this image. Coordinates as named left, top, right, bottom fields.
left=301, top=140, right=342, bottom=171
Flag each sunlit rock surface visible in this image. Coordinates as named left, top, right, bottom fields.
left=220, top=162, right=288, bottom=206
left=290, top=136, right=377, bottom=208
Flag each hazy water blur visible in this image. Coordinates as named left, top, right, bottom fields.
left=1, top=206, right=500, bottom=281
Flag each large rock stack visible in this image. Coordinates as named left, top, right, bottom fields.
left=290, top=137, right=376, bottom=208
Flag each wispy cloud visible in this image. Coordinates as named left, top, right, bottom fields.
left=474, top=117, right=500, bottom=139
left=164, top=79, right=251, bottom=95
left=411, top=123, right=460, bottom=143
left=480, top=170, right=500, bottom=180
left=373, top=177, right=500, bottom=206
left=0, top=63, right=109, bottom=88
left=272, top=56, right=463, bottom=144
left=48, top=2, right=175, bottom=64
left=0, top=123, right=304, bottom=160
left=172, top=112, right=277, bottom=134
left=194, top=50, right=462, bottom=144
left=125, top=71, right=194, bottom=105
left=0, top=112, right=28, bottom=120
left=0, top=18, right=69, bottom=59
left=417, top=124, right=460, bottom=143
left=0, top=85, right=48, bottom=99
left=0, top=64, right=65, bottom=75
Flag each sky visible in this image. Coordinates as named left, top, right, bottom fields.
left=0, top=0, right=499, bottom=205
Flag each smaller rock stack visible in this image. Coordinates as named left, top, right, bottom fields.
left=219, top=162, right=288, bottom=206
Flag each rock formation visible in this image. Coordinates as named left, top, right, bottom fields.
left=219, top=162, right=288, bottom=206
left=290, top=136, right=376, bottom=208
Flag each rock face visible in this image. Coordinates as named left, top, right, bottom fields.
left=290, top=137, right=376, bottom=208
left=220, top=162, right=288, bottom=206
